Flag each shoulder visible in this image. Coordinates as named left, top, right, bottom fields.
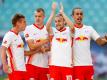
left=4, top=31, right=14, bottom=38
left=3, top=31, right=14, bottom=41
left=24, top=24, right=34, bottom=33
left=83, top=25, right=93, bottom=29
left=83, top=25, right=95, bottom=31
left=26, top=24, right=34, bottom=30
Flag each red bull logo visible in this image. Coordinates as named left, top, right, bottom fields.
left=75, top=35, right=88, bottom=42
left=56, top=38, right=67, bottom=43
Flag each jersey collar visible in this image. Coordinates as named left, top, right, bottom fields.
left=33, top=24, right=44, bottom=30
left=74, top=24, right=83, bottom=28
left=58, top=27, right=66, bottom=32
left=10, top=30, right=18, bottom=35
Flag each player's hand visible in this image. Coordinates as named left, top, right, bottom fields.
left=101, top=36, right=107, bottom=44
left=52, top=2, right=57, bottom=11
left=105, top=35, right=107, bottom=40
left=3, top=64, right=12, bottom=74
left=71, top=27, right=75, bottom=34
left=40, top=44, right=50, bottom=53
left=43, top=39, right=49, bottom=44
left=40, top=46, right=45, bottom=53
left=59, top=2, right=64, bottom=14
left=35, top=39, right=49, bottom=44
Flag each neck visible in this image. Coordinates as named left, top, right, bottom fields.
left=58, top=27, right=66, bottom=32
left=74, top=23, right=83, bottom=28
left=35, top=23, right=44, bottom=28
left=11, top=27, right=19, bottom=34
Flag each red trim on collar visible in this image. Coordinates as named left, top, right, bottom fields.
left=10, top=30, right=18, bottom=35
left=74, top=24, right=83, bottom=28
left=58, top=27, right=66, bottom=32
left=33, top=24, right=44, bottom=30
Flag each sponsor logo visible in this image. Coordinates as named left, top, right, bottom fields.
left=56, top=38, right=67, bottom=43
left=75, top=35, right=88, bottom=42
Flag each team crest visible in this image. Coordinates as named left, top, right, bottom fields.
left=25, top=33, right=29, bottom=38
left=4, top=40, right=7, bottom=44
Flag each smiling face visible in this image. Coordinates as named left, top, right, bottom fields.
left=72, top=8, right=83, bottom=25
left=55, top=15, right=65, bottom=30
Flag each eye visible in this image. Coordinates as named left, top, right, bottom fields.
left=80, top=13, right=83, bottom=15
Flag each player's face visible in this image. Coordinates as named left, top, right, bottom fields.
left=55, top=16, right=65, bottom=30
left=35, top=11, right=45, bottom=25
left=72, top=9, right=83, bottom=25
left=17, top=18, right=26, bottom=31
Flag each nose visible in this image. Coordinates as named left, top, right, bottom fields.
left=36, top=16, right=39, bottom=20
left=78, top=14, right=81, bottom=17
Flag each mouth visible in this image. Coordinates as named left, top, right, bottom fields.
left=56, top=26, right=61, bottom=29
left=77, top=18, right=82, bottom=22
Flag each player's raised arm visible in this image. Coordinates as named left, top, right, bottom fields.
left=59, top=3, right=74, bottom=29
left=46, top=2, right=57, bottom=34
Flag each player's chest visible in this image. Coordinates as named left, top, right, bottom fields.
left=32, top=29, right=48, bottom=39
left=54, top=30, right=70, bottom=38
left=11, top=36, right=24, bottom=48
left=74, top=28, right=91, bottom=41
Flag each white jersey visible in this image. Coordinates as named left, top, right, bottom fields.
left=50, top=27, right=72, bottom=67
left=73, top=25, right=100, bottom=66
left=24, top=24, right=49, bottom=68
left=2, top=30, right=26, bottom=71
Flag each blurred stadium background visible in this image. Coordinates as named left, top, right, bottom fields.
left=0, top=0, right=107, bottom=80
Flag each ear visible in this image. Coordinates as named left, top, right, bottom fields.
left=72, top=15, right=74, bottom=18
left=16, top=21, right=19, bottom=26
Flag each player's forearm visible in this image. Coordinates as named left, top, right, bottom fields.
left=46, top=10, right=55, bottom=33
left=61, top=12, right=74, bottom=28
left=96, top=37, right=107, bottom=46
left=46, top=2, right=56, bottom=33
left=2, top=57, right=7, bottom=66
left=24, top=50, right=36, bottom=56
left=28, top=39, right=49, bottom=51
left=1, top=46, right=8, bottom=65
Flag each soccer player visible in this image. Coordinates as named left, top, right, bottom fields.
left=1, top=13, right=37, bottom=80
left=46, top=2, right=74, bottom=80
left=71, top=7, right=107, bottom=80
left=24, top=8, right=50, bottom=80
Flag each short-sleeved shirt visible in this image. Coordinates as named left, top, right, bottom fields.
left=50, top=27, right=73, bottom=67
left=2, top=30, right=26, bottom=71
left=73, top=25, right=100, bottom=66
left=24, top=24, right=49, bottom=68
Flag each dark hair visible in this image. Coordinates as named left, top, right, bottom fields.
left=12, top=13, right=25, bottom=26
left=72, top=7, right=82, bottom=16
left=36, top=8, right=45, bottom=15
